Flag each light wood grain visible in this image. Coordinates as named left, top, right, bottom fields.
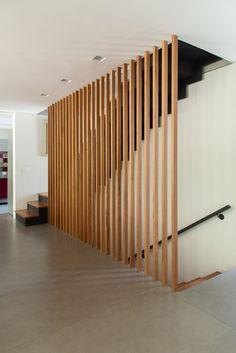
left=100, top=77, right=105, bottom=252
left=105, top=73, right=111, bottom=255
left=116, top=67, right=122, bottom=261
left=152, top=47, right=159, bottom=280
left=171, top=35, right=178, bottom=292
left=122, top=63, right=128, bottom=264
left=144, top=51, right=150, bottom=276
left=87, top=85, right=92, bottom=244
left=83, top=88, right=87, bottom=242
left=129, top=60, right=135, bottom=268
left=95, top=79, right=100, bottom=249
left=136, top=56, right=142, bottom=272
left=161, top=40, right=168, bottom=286
left=110, top=70, right=116, bottom=258
left=91, top=82, right=96, bottom=246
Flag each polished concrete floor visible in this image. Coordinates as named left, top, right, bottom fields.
left=1, top=214, right=236, bottom=353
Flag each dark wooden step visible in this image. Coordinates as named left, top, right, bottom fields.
left=38, top=192, right=48, bottom=203
left=15, top=209, right=42, bottom=226
left=27, top=201, right=48, bottom=221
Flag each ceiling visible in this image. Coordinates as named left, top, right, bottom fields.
left=0, top=0, right=235, bottom=114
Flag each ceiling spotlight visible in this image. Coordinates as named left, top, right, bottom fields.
left=61, top=78, right=72, bottom=83
left=93, top=55, right=106, bottom=62
left=40, top=93, right=49, bottom=97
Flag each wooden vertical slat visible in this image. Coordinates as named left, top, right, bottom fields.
left=64, top=99, right=68, bottom=233
left=58, top=100, right=62, bottom=230
left=122, top=63, right=128, bottom=264
left=100, top=77, right=105, bottom=252
left=172, top=35, right=178, bottom=292
left=116, top=67, right=122, bottom=261
left=110, top=71, right=116, bottom=258
left=61, top=99, right=65, bottom=231
left=136, top=56, right=142, bottom=272
left=55, top=102, right=58, bottom=227
left=144, top=51, right=150, bottom=276
left=105, top=73, right=111, bottom=255
left=66, top=97, right=70, bottom=233
left=91, top=83, right=96, bottom=246
left=74, top=92, right=78, bottom=237
left=67, top=96, right=71, bottom=234
left=129, top=60, right=135, bottom=267
left=152, top=47, right=159, bottom=280
left=79, top=90, right=83, bottom=240
left=87, top=85, right=92, bottom=244
left=70, top=95, right=75, bottom=236
left=162, top=40, right=168, bottom=286
left=83, top=87, right=87, bottom=242
left=95, top=80, right=100, bottom=249
left=48, top=106, right=51, bottom=224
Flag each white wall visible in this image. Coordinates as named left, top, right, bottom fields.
left=177, top=63, right=236, bottom=282
left=14, top=112, right=48, bottom=210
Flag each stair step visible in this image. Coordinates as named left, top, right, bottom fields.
left=27, top=201, right=48, bottom=208
left=202, top=271, right=221, bottom=281
left=178, top=272, right=221, bottom=292
left=38, top=192, right=48, bottom=199
left=16, top=209, right=38, bottom=219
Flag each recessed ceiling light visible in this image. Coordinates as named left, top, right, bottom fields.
left=93, top=55, right=106, bottom=62
left=61, top=78, right=72, bottom=83
left=40, top=93, right=49, bottom=97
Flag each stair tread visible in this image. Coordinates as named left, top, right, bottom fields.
left=28, top=201, right=48, bottom=208
left=16, top=209, right=39, bottom=219
left=202, top=271, right=221, bottom=281
left=178, top=272, right=221, bottom=292
left=38, top=192, right=48, bottom=199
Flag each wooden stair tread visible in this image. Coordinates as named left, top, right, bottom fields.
left=202, top=271, right=221, bottom=281
left=28, top=201, right=48, bottom=208
left=16, top=209, right=39, bottom=219
left=178, top=272, right=221, bottom=292
left=38, top=192, right=48, bottom=198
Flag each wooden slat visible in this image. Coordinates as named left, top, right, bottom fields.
left=144, top=51, right=150, bottom=276
left=110, top=70, right=116, bottom=258
left=105, top=73, right=111, bottom=255
left=59, top=100, right=62, bottom=230
left=129, top=60, right=135, bottom=268
left=116, top=67, right=122, bottom=261
left=171, top=35, right=178, bottom=292
left=83, top=87, right=87, bottom=242
left=161, top=40, right=168, bottom=286
left=91, top=82, right=96, bottom=246
left=122, top=63, right=128, bottom=264
left=136, top=56, right=142, bottom=272
left=87, top=85, right=92, bottom=244
left=64, top=99, right=68, bottom=233
left=152, top=47, right=159, bottom=280
left=55, top=102, right=59, bottom=227
left=95, top=79, right=100, bottom=249
left=100, top=77, right=105, bottom=252
left=74, top=92, right=79, bottom=237
left=62, top=99, right=66, bottom=232
left=71, top=94, right=75, bottom=236
left=48, top=106, right=50, bottom=223
left=79, top=90, right=83, bottom=240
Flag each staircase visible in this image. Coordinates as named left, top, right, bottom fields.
left=16, top=193, right=48, bottom=226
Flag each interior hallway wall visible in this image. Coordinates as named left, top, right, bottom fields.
left=14, top=113, right=48, bottom=210
left=177, top=62, right=236, bottom=282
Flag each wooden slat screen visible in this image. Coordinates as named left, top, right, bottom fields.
left=48, top=35, right=179, bottom=291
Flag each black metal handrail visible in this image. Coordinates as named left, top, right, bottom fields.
left=128, top=204, right=231, bottom=261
